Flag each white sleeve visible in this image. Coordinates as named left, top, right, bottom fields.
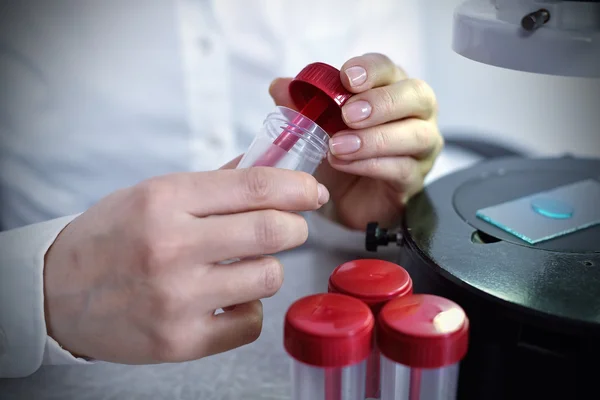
left=0, top=215, right=92, bottom=378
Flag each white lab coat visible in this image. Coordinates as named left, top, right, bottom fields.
left=0, top=0, right=478, bottom=378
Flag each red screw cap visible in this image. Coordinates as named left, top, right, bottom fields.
left=284, top=293, right=374, bottom=368
left=377, top=295, right=469, bottom=369
left=328, top=259, right=413, bottom=315
left=289, top=62, right=353, bottom=135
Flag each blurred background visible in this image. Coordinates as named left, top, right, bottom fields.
left=0, top=0, right=599, bottom=399
left=419, top=0, right=599, bottom=158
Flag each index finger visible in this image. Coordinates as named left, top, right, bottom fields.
left=341, top=53, right=407, bottom=93
left=156, top=167, right=330, bottom=217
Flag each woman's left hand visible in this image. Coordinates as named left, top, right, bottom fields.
left=269, top=53, right=443, bottom=230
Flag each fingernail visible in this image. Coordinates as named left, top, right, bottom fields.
left=343, top=100, right=371, bottom=123
left=317, top=183, right=330, bottom=205
left=345, top=66, right=367, bottom=87
left=330, top=135, right=362, bottom=155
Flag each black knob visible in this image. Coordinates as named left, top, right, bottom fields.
left=521, top=9, right=550, bottom=32
left=365, top=222, right=401, bottom=252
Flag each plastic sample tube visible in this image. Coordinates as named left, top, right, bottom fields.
left=237, top=62, right=352, bottom=174
left=236, top=106, right=330, bottom=174
left=251, top=93, right=330, bottom=168
left=377, top=295, right=470, bottom=400
left=328, top=259, right=413, bottom=400
left=284, top=293, right=374, bottom=400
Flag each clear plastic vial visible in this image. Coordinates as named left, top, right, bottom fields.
left=237, top=62, right=352, bottom=175
left=377, top=295, right=470, bottom=400
left=284, top=293, right=374, bottom=400
left=236, top=106, right=329, bottom=175
left=328, top=259, right=413, bottom=400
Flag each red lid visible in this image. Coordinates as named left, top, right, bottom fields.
left=284, top=293, right=374, bottom=368
left=377, top=295, right=469, bottom=369
left=328, top=259, right=413, bottom=314
left=289, top=62, right=353, bottom=135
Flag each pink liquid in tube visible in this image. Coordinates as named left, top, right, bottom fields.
left=328, top=259, right=413, bottom=399
left=284, top=293, right=374, bottom=400
left=237, top=62, right=352, bottom=174
left=378, top=295, right=470, bottom=400
left=251, top=94, right=329, bottom=167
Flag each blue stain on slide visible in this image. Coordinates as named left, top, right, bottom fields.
left=530, top=197, right=574, bottom=220
left=475, top=179, right=600, bottom=244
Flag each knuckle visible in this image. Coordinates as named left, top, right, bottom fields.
left=149, top=282, right=181, bottom=319
left=133, top=178, right=172, bottom=214
left=396, top=158, right=416, bottom=185
left=139, top=235, right=179, bottom=276
left=364, top=157, right=383, bottom=176
left=298, top=173, right=318, bottom=205
left=364, top=52, right=393, bottom=71
left=376, top=85, right=399, bottom=116
left=260, top=257, right=284, bottom=297
left=413, top=122, right=434, bottom=152
left=370, top=52, right=393, bottom=64
left=409, top=78, right=429, bottom=97
left=254, top=210, right=288, bottom=253
left=130, top=179, right=180, bottom=276
left=372, top=127, right=393, bottom=154
left=343, top=55, right=364, bottom=70
left=369, top=53, right=405, bottom=83
left=242, top=168, right=272, bottom=203
left=421, top=158, right=436, bottom=177
left=437, top=134, right=445, bottom=154
left=409, top=79, right=437, bottom=111
left=149, top=325, right=183, bottom=362
left=343, top=53, right=396, bottom=86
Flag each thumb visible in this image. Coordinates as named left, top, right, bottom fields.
left=268, top=78, right=297, bottom=110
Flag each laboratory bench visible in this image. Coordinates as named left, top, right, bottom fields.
left=0, top=244, right=376, bottom=400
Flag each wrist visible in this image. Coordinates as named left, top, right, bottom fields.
left=42, top=222, right=88, bottom=359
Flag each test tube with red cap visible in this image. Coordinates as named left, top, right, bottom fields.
left=237, top=63, right=352, bottom=174
left=284, top=293, right=374, bottom=400
left=328, top=259, right=413, bottom=400
left=377, top=295, right=470, bottom=400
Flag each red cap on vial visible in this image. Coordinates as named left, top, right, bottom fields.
left=289, top=62, right=353, bottom=135
left=284, top=293, right=374, bottom=368
left=377, top=295, right=469, bottom=369
left=328, top=259, right=413, bottom=315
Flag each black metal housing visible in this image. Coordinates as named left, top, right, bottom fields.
left=370, top=156, right=600, bottom=399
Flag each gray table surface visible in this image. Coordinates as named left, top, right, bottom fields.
left=1, top=244, right=391, bottom=400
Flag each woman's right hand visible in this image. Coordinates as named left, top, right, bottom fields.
left=43, top=163, right=329, bottom=363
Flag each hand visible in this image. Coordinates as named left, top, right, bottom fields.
left=269, top=53, right=443, bottom=230
left=44, top=160, right=329, bottom=363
